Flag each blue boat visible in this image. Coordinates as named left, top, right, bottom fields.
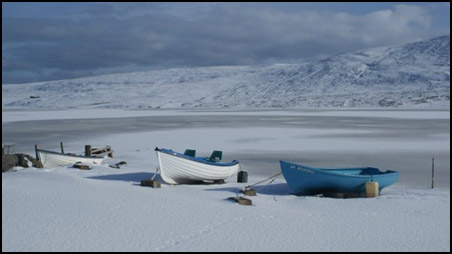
left=280, top=160, right=399, bottom=196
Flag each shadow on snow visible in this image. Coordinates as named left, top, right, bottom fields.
left=86, top=172, right=163, bottom=184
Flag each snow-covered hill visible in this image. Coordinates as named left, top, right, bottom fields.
left=2, top=35, right=450, bottom=109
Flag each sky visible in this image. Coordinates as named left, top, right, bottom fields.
left=2, top=2, right=450, bottom=84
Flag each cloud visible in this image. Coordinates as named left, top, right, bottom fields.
left=2, top=3, right=446, bottom=84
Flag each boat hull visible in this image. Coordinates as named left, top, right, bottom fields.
left=280, top=160, right=399, bottom=196
left=37, top=150, right=104, bottom=168
left=156, top=148, right=240, bottom=185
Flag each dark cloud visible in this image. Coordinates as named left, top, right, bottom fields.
left=2, top=3, right=449, bottom=84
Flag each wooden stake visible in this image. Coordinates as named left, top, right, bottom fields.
left=35, top=144, right=39, bottom=161
left=85, top=145, right=92, bottom=157
left=432, top=157, right=435, bottom=189
left=60, top=142, right=65, bottom=154
left=108, top=146, right=113, bottom=158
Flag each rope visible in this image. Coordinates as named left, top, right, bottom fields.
left=245, top=171, right=282, bottom=189
left=242, top=171, right=282, bottom=201
left=151, top=166, right=159, bottom=181
left=251, top=175, right=280, bottom=192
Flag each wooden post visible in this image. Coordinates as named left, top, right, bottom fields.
left=60, top=142, right=65, bottom=154
left=35, top=144, right=39, bottom=161
left=431, top=157, right=434, bottom=189
left=85, top=145, right=92, bottom=157
left=108, top=146, right=113, bottom=158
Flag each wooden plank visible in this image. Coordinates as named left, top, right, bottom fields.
left=91, top=145, right=114, bottom=158
left=228, top=197, right=252, bottom=206
left=73, top=163, right=91, bottom=170
left=241, top=188, right=257, bottom=196
left=140, top=179, right=161, bottom=188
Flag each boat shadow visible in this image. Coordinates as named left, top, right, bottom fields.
left=204, top=187, right=243, bottom=195
left=86, top=172, right=163, bottom=184
left=205, top=183, right=292, bottom=196
left=252, top=183, right=292, bottom=196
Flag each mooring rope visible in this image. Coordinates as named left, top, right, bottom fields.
left=244, top=171, right=282, bottom=189
left=242, top=171, right=282, bottom=201
left=252, top=174, right=280, bottom=192
left=151, top=166, right=159, bottom=181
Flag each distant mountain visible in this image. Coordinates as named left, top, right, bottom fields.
left=2, top=35, right=450, bottom=109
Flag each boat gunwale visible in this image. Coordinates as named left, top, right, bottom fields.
left=156, top=147, right=239, bottom=167
left=280, top=160, right=399, bottom=179
left=37, top=149, right=104, bottom=159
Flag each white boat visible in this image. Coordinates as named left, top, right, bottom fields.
left=37, top=149, right=104, bottom=168
left=155, top=147, right=240, bottom=184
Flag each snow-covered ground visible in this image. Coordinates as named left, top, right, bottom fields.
left=2, top=166, right=449, bottom=252
left=2, top=109, right=450, bottom=251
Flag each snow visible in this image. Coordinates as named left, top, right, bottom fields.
left=2, top=109, right=450, bottom=251
left=2, top=166, right=449, bottom=252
